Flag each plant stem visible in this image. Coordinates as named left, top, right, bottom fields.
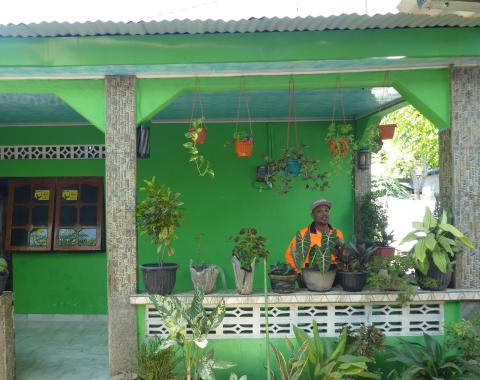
left=263, top=257, right=271, bottom=380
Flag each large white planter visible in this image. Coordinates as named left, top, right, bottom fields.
left=232, top=256, right=256, bottom=295
left=189, top=260, right=219, bottom=294
left=303, top=269, right=336, bottom=292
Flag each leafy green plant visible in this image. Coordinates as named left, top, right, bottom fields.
left=326, top=122, right=358, bottom=172
left=293, top=321, right=379, bottom=379
left=386, top=333, right=480, bottom=380
left=372, top=175, right=409, bottom=199
left=338, top=236, right=376, bottom=272
left=150, top=286, right=234, bottom=380
left=229, top=373, right=247, bottom=380
left=268, top=146, right=329, bottom=195
left=230, top=227, right=270, bottom=271
left=136, top=336, right=178, bottom=380
left=184, top=118, right=214, bottom=178
left=291, top=230, right=338, bottom=274
left=365, top=124, right=383, bottom=154
left=269, top=262, right=296, bottom=276
left=401, top=207, right=474, bottom=275
left=269, top=340, right=309, bottom=380
left=0, top=258, right=8, bottom=275
left=445, top=315, right=480, bottom=361
left=360, top=192, right=393, bottom=247
left=233, top=130, right=254, bottom=141
left=367, top=255, right=417, bottom=305
left=346, top=324, right=385, bottom=359
left=136, top=177, right=183, bottom=265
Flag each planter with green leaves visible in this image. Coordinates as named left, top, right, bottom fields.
left=268, top=262, right=297, bottom=294
left=401, top=207, right=474, bottom=291
left=337, top=237, right=376, bottom=292
left=233, top=131, right=254, bottom=157
left=0, top=258, right=8, bottom=295
left=137, top=177, right=183, bottom=295
left=293, top=231, right=338, bottom=292
left=184, top=117, right=214, bottom=178
left=230, top=227, right=270, bottom=295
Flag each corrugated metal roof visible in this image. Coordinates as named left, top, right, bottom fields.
left=0, top=13, right=479, bottom=38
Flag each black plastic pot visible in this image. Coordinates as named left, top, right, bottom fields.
left=141, top=263, right=178, bottom=295
left=416, top=264, right=452, bottom=291
left=337, top=271, right=368, bottom=292
left=0, top=273, right=7, bottom=295
left=269, top=274, right=297, bottom=294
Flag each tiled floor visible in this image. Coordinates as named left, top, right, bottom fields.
left=15, top=317, right=108, bottom=380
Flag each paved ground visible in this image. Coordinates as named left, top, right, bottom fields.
left=15, top=317, right=108, bottom=380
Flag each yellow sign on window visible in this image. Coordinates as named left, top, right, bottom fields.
left=62, top=190, right=78, bottom=201
left=34, top=190, right=50, bottom=201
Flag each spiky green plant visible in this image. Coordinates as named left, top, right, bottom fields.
left=136, top=336, right=178, bottom=380
left=269, top=340, right=309, bottom=380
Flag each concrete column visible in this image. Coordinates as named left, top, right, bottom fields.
left=438, top=128, right=453, bottom=214
left=0, top=292, right=14, bottom=380
left=450, top=67, right=480, bottom=288
left=105, top=76, right=138, bottom=378
left=354, top=153, right=371, bottom=239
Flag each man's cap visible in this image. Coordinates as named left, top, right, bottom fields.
left=311, top=199, right=332, bottom=212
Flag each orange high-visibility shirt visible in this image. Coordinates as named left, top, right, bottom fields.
left=285, top=223, right=344, bottom=273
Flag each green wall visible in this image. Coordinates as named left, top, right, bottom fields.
left=137, top=121, right=354, bottom=292
left=0, top=125, right=107, bottom=314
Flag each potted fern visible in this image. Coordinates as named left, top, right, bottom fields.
left=292, top=230, right=338, bottom=292
left=0, top=258, right=8, bottom=295
left=137, top=177, right=183, bottom=295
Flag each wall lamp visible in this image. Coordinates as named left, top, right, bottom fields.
left=357, top=149, right=371, bottom=170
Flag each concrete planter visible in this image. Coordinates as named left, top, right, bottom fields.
left=232, top=256, right=256, bottom=295
left=189, top=260, right=219, bottom=294
left=303, top=269, right=336, bottom=292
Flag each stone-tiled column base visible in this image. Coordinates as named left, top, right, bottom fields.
left=0, top=292, right=15, bottom=380
left=354, top=154, right=371, bottom=238
left=105, top=76, right=138, bottom=378
left=450, top=66, right=480, bottom=288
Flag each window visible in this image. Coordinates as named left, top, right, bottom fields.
left=6, top=177, right=103, bottom=252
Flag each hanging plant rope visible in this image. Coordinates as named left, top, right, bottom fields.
left=232, top=79, right=254, bottom=157
left=183, top=79, right=214, bottom=177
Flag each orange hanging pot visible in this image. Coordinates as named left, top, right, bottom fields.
left=379, top=124, right=396, bottom=140
left=189, top=127, right=208, bottom=145
left=328, top=137, right=349, bottom=157
left=235, top=139, right=254, bottom=157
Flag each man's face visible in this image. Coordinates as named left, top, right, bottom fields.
left=312, top=205, right=330, bottom=225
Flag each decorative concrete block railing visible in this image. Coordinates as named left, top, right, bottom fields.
left=0, top=144, right=105, bottom=160
left=130, top=289, right=479, bottom=339
left=0, top=292, right=15, bottom=380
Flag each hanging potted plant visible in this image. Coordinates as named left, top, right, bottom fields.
left=378, top=124, right=396, bottom=140
left=233, top=130, right=255, bottom=157
left=184, top=117, right=214, bottom=178
left=230, top=227, right=270, bottom=295
left=189, top=233, right=226, bottom=294
left=337, top=237, right=376, bottom=292
left=292, top=230, right=338, bottom=292
left=0, top=258, right=8, bottom=295
left=137, top=177, right=183, bottom=295
left=326, top=122, right=355, bottom=157
left=401, top=207, right=474, bottom=291
left=268, top=262, right=297, bottom=294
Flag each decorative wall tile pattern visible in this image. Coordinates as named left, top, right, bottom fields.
left=0, top=145, right=105, bottom=160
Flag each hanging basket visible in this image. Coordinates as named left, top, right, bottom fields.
left=189, top=127, right=208, bottom=145
left=379, top=124, right=396, bottom=140
left=235, top=139, right=254, bottom=157
left=328, top=137, right=349, bottom=157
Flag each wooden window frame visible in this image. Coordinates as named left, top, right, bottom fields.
left=5, top=177, right=104, bottom=252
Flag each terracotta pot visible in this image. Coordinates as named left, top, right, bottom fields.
left=328, top=137, right=349, bottom=157
left=189, top=127, right=207, bottom=145
left=374, top=246, right=395, bottom=258
left=235, top=139, right=254, bottom=157
left=379, top=124, right=396, bottom=140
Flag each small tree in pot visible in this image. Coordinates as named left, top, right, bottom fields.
left=137, top=177, right=183, bottom=295
left=337, top=237, right=376, bottom=292
left=0, top=258, right=8, bottom=295
left=293, top=230, right=338, bottom=292
left=230, top=227, right=270, bottom=295
left=401, top=207, right=474, bottom=291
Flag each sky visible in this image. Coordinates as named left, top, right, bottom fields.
left=0, top=0, right=400, bottom=24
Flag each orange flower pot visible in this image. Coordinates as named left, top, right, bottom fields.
left=328, top=137, right=349, bottom=157
left=379, top=124, right=396, bottom=140
left=235, top=139, right=254, bottom=157
left=189, top=128, right=207, bottom=145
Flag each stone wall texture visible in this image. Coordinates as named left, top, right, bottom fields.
left=0, top=292, right=15, bottom=380
left=450, top=67, right=480, bottom=288
left=439, top=128, right=453, bottom=214
left=105, top=76, right=138, bottom=378
left=354, top=153, right=372, bottom=238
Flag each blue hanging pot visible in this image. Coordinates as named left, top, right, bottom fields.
left=285, top=159, right=301, bottom=177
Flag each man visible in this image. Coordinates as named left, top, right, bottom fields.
left=285, top=199, right=344, bottom=273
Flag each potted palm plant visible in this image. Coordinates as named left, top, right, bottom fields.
left=337, top=237, right=376, bottom=292
left=230, top=227, right=270, bottom=295
left=0, top=258, right=8, bottom=295
left=401, top=207, right=474, bottom=291
left=292, top=230, right=338, bottom=292
left=137, top=177, right=183, bottom=295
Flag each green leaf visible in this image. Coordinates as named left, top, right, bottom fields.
left=414, top=239, right=427, bottom=264
left=400, top=232, right=421, bottom=245
left=423, top=207, right=434, bottom=230
left=412, top=222, right=426, bottom=232
left=424, top=233, right=437, bottom=251
left=432, top=248, right=448, bottom=273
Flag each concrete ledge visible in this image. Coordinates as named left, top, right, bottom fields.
left=130, top=288, right=480, bottom=305
left=0, top=292, right=15, bottom=380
